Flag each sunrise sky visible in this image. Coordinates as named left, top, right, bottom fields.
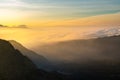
left=0, top=0, right=120, bottom=27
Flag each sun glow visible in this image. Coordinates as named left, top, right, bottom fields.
left=0, top=9, right=20, bottom=19
left=0, top=9, right=21, bottom=26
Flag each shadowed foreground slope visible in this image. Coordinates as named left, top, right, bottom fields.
left=0, top=39, right=68, bottom=80
left=9, top=40, right=53, bottom=70
left=0, top=39, right=37, bottom=80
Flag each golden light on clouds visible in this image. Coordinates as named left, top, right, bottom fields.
left=30, top=13, right=120, bottom=27
left=0, top=0, right=119, bottom=27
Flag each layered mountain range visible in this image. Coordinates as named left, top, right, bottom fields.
left=0, top=39, right=68, bottom=80
left=37, top=35, right=120, bottom=80
left=1, top=34, right=120, bottom=80
left=9, top=40, right=54, bottom=70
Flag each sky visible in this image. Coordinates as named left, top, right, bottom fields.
left=0, top=0, right=120, bottom=27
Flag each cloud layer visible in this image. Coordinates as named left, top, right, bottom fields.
left=0, top=0, right=120, bottom=26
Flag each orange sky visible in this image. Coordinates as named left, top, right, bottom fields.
left=23, top=13, right=120, bottom=27
left=0, top=0, right=120, bottom=27
left=0, top=12, right=120, bottom=27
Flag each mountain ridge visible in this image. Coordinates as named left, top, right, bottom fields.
left=36, top=35, right=120, bottom=80
left=0, top=39, right=69, bottom=80
left=9, top=40, right=52, bottom=70
left=0, top=39, right=37, bottom=80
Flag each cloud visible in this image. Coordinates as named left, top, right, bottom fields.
left=0, top=0, right=120, bottom=27
left=0, top=0, right=25, bottom=7
left=14, top=25, right=28, bottom=28
left=88, top=27, right=120, bottom=38
left=1, top=0, right=119, bottom=19
left=0, top=24, right=8, bottom=27
left=38, top=12, right=120, bottom=27
left=20, top=0, right=120, bottom=17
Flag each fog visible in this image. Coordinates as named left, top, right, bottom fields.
left=0, top=26, right=118, bottom=62
left=0, top=26, right=103, bottom=48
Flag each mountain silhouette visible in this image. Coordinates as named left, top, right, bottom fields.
left=9, top=40, right=54, bottom=70
left=0, top=39, right=37, bottom=80
left=2, top=35, right=120, bottom=80
left=0, top=39, right=69, bottom=80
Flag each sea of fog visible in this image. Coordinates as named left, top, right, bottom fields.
left=1, top=26, right=117, bottom=56
left=0, top=26, right=106, bottom=47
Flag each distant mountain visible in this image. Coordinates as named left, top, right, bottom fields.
left=9, top=40, right=54, bottom=70
left=89, top=27, right=120, bottom=38
left=0, top=24, right=28, bottom=28
left=38, top=35, right=120, bottom=80
left=2, top=35, right=120, bottom=80
left=0, top=39, right=69, bottom=80
left=39, top=35, right=120, bottom=64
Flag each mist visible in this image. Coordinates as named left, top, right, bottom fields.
left=0, top=26, right=103, bottom=48
left=0, top=26, right=119, bottom=62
